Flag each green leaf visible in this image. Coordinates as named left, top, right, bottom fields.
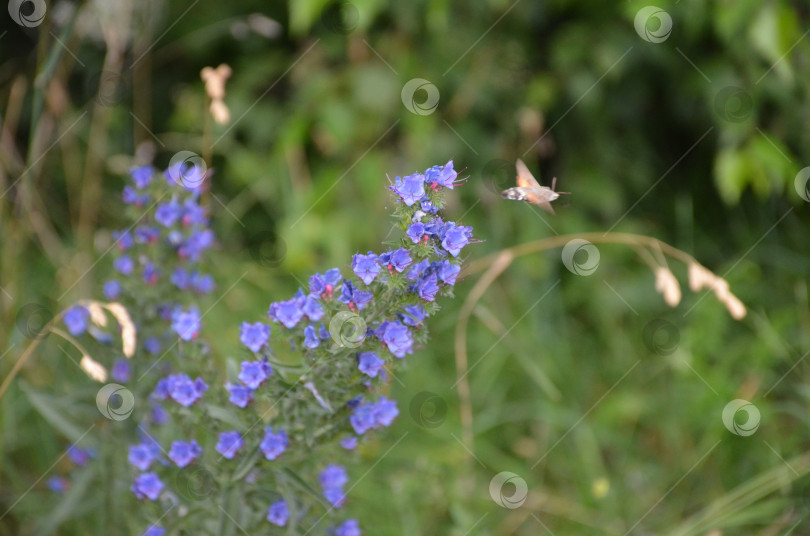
left=19, top=380, right=87, bottom=444
left=278, top=467, right=332, bottom=509
left=714, top=147, right=748, bottom=204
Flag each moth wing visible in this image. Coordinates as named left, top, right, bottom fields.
left=524, top=191, right=555, bottom=214
left=515, top=159, right=541, bottom=189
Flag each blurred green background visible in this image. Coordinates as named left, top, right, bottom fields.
left=2, top=0, right=810, bottom=534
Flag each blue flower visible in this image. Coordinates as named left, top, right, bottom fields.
left=168, top=439, right=202, bottom=468
left=216, top=431, right=243, bottom=459
left=406, top=222, right=425, bottom=243
left=151, top=405, right=168, bottom=425
left=310, top=268, right=342, bottom=297
left=134, top=226, right=160, bottom=244
left=387, top=248, right=412, bottom=273
left=129, top=166, right=154, bottom=189
left=399, top=304, right=427, bottom=326
left=171, top=307, right=201, bottom=341
left=238, top=360, right=270, bottom=389
left=122, top=186, right=149, bottom=206
left=421, top=199, right=439, bottom=213
left=339, top=280, right=373, bottom=311
left=335, top=519, right=362, bottom=536
left=182, top=199, right=207, bottom=226
left=268, top=294, right=306, bottom=329
left=227, top=383, right=253, bottom=408
left=324, top=487, right=347, bottom=508
left=240, top=322, right=271, bottom=353
left=266, top=499, right=289, bottom=527
left=159, top=373, right=208, bottom=407
left=67, top=445, right=95, bottom=466
left=47, top=476, right=68, bottom=493
left=165, top=162, right=207, bottom=193
left=441, top=222, right=473, bottom=257
left=112, top=230, right=134, bottom=251
left=131, top=472, right=163, bottom=501
left=301, top=294, right=323, bottom=322
left=416, top=273, right=440, bottom=301
left=373, top=396, right=399, bottom=427
left=437, top=261, right=461, bottom=285
left=350, top=397, right=399, bottom=434
left=191, top=272, right=215, bottom=293
left=114, top=255, right=134, bottom=275
left=260, top=427, right=288, bottom=460
left=351, top=252, right=381, bottom=285
left=340, top=436, right=358, bottom=450
left=64, top=306, right=89, bottom=336
left=103, top=280, right=122, bottom=299
left=357, top=352, right=384, bottom=378
left=405, top=259, right=430, bottom=281
left=319, top=465, right=348, bottom=489
left=144, top=337, right=161, bottom=355
left=180, top=229, right=215, bottom=261
left=379, top=321, right=413, bottom=358
left=349, top=403, right=376, bottom=435
left=112, top=359, right=131, bottom=383
left=171, top=268, right=190, bottom=290
left=155, top=200, right=183, bottom=227
left=141, top=526, right=165, bottom=536
left=390, top=173, right=425, bottom=206
left=128, top=443, right=157, bottom=471
left=425, top=160, right=460, bottom=189
left=143, top=262, right=159, bottom=285
left=304, top=324, right=320, bottom=349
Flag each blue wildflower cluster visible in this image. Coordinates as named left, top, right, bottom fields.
left=106, top=164, right=214, bottom=352
left=124, top=160, right=472, bottom=535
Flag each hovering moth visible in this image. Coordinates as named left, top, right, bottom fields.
left=501, top=159, right=568, bottom=214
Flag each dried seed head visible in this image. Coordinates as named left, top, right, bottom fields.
left=80, top=355, right=108, bottom=383
left=687, top=262, right=714, bottom=292
left=210, top=99, right=230, bottom=125
left=85, top=301, right=108, bottom=328
left=104, top=302, right=137, bottom=358
left=654, top=267, right=681, bottom=307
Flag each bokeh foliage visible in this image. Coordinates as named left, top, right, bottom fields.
left=1, top=0, right=809, bottom=534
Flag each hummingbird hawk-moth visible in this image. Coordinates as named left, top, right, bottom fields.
left=501, top=159, right=569, bottom=214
